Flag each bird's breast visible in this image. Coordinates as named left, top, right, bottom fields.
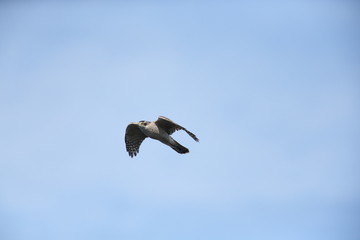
left=141, top=124, right=157, bottom=136
left=143, top=124, right=169, bottom=141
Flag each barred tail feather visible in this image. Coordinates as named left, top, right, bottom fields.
left=171, top=140, right=189, bottom=154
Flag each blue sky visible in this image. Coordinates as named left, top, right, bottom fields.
left=0, top=1, right=359, bottom=239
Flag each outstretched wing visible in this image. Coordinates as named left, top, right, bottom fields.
left=125, top=123, right=148, bottom=157
left=155, top=116, right=199, bottom=142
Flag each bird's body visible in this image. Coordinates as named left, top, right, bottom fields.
left=125, top=116, right=199, bottom=157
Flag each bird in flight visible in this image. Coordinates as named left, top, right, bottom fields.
left=125, top=116, right=199, bottom=157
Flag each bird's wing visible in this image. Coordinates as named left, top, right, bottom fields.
left=125, top=123, right=148, bottom=157
left=155, top=116, right=199, bottom=142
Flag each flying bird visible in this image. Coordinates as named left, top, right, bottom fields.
left=125, top=116, right=199, bottom=157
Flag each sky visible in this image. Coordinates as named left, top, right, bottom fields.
left=0, top=0, right=359, bottom=239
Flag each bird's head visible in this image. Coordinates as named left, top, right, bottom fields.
left=138, top=120, right=150, bottom=127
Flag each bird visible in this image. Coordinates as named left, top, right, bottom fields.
left=125, top=116, right=199, bottom=157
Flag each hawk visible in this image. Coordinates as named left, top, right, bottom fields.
left=125, top=116, right=199, bottom=157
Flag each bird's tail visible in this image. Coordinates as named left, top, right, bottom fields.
left=170, top=140, right=189, bottom=154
